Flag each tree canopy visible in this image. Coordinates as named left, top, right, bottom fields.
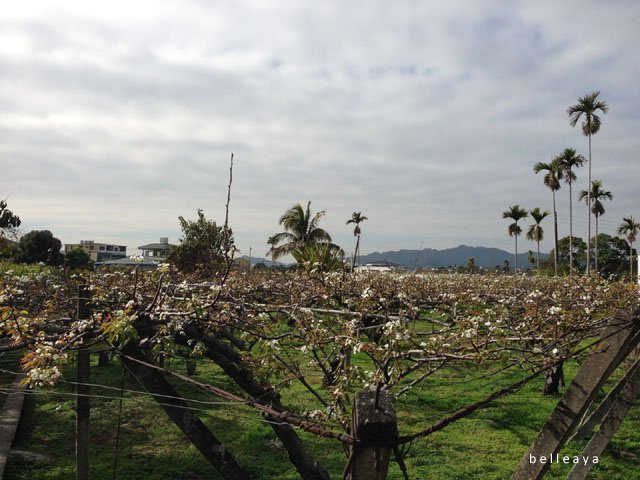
left=267, top=201, right=332, bottom=261
left=14, top=230, right=62, bottom=265
left=545, top=235, right=635, bottom=278
left=65, top=247, right=91, bottom=270
left=167, top=209, right=231, bottom=275
left=567, top=90, right=608, bottom=136
left=0, top=200, right=20, bottom=231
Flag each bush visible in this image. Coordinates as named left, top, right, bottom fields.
left=65, top=247, right=91, bottom=270
left=167, top=209, right=232, bottom=276
left=14, top=230, right=62, bottom=265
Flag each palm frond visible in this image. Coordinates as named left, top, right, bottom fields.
left=529, top=207, right=550, bottom=224
left=267, top=232, right=296, bottom=246
left=502, top=205, right=528, bottom=222
left=269, top=201, right=337, bottom=263
left=567, top=91, right=608, bottom=135
left=526, top=224, right=543, bottom=242
left=618, top=216, right=640, bottom=244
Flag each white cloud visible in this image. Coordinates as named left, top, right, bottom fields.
left=1, top=1, right=639, bottom=258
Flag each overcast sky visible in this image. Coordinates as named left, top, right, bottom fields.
left=2, top=1, right=639, bottom=259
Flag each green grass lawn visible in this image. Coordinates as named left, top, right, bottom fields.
left=2, top=350, right=639, bottom=479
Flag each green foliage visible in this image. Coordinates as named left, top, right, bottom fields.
left=0, top=199, right=21, bottom=233
left=556, top=148, right=586, bottom=184
left=14, top=230, right=62, bottom=265
left=7, top=342, right=640, bottom=479
left=0, top=261, right=54, bottom=276
left=232, top=257, right=250, bottom=270
left=167, top=209, right=231, bottom=276
left=466, top=256, right=476, bottom=272
left=6, top=260, right=640, bottom=478
left=0, top=237, right=16, bottom=259
left=502, top=205, right=528, bottom=236
left=268, top=201, right=332, bottom=261
left=291, top=242, right=343, bottom=273
left=0, top=200, right=21, bottom=258
left=545, top=235, right=635, bottom=278
left=618, top=216, right=640, bottom=245
left=64, top=247, right=91, bottom=270
left=567, top=91, right=608, bottom=136
left=618, top=216, right=640, bottom=280
left=526, top=208, right=549, bottom=243
left=102, top=310, right=138, bottom=345
left=593, top=234, right=635, bottom=279
left=533, top=158, right=563, bottom=192
left=578, top=180, right=613, bottom=218
left=347, top=211, right=368, bottom=269
left=503, top=205, right=528, bottom=271
left=557, top=236, right=587, bottom=273
left=346, top=211, right=367, bottom=236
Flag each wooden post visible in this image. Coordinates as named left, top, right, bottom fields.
left=76, top=284, right=91, bottom=480
left=348, top=389, right=398, bottom=480
left=97, top=351, right=110, bottom=367
left=567, top=358, right=640, bottom=479
left=571, top=356, right=640, bottom=441
left=0, top=374, right=26, bottom=477
left=511, top=310, right=639, bottom=480
left=186, top=359, right=197, bottom=376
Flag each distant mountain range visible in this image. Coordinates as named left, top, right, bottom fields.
left=241, top=245, right=547, bottom=270
left=240, top=255, right=286, bottom=268
left=357, top=245, right=546, bottom=270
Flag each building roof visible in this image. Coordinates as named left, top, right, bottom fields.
left=365, top=261, right=399, bottom=267
left=95, top=257, right=160, bottom=266
left=138, top=242, right=172, bottom=250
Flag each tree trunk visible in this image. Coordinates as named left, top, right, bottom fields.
left=197, top=333, right=329, bottom=480
left=352, top=235, right=360, bottom=271
left=595, top=214, right=599, bottom=273
left=131, top=314, right=329, bottom=480
left=98, top=351, right=110, bottom=367
left=120, top=343, right=250, bottom=480
left=543, top=359, right=564, bottom=396
left=586, top=132, right=592, bottom=275
left=186, top=359, right=197, bottom=376
left=569, top=180, right=574, bottom=274
left=553, top=191, right=558, bottom=276
left=514, top=231, right=518, bottom=273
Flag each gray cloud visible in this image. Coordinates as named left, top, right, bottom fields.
left=1, top=1, right=639, bottom=258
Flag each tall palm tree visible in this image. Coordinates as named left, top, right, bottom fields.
left=526, top=207, right=550, bottom=270
left=267, top=201, right=332, bottom=261
left=346, top=211, right=368, bottom=270
left=533, top=158, right=563, bottom=276
left=578, top=180, right=613, bottom=273
left=567, top=91, right=608, bottom=274
left=556, top=148, right=586, bottom=274
left=617, top=216, right=640, bottom=281
left=502, top=205, right=528, bottom=272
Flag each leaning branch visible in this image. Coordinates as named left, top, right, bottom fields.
left=118, top=352, right=355, bottom=445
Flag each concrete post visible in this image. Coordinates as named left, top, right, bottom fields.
left=348, top=388, right=398, bottom=480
